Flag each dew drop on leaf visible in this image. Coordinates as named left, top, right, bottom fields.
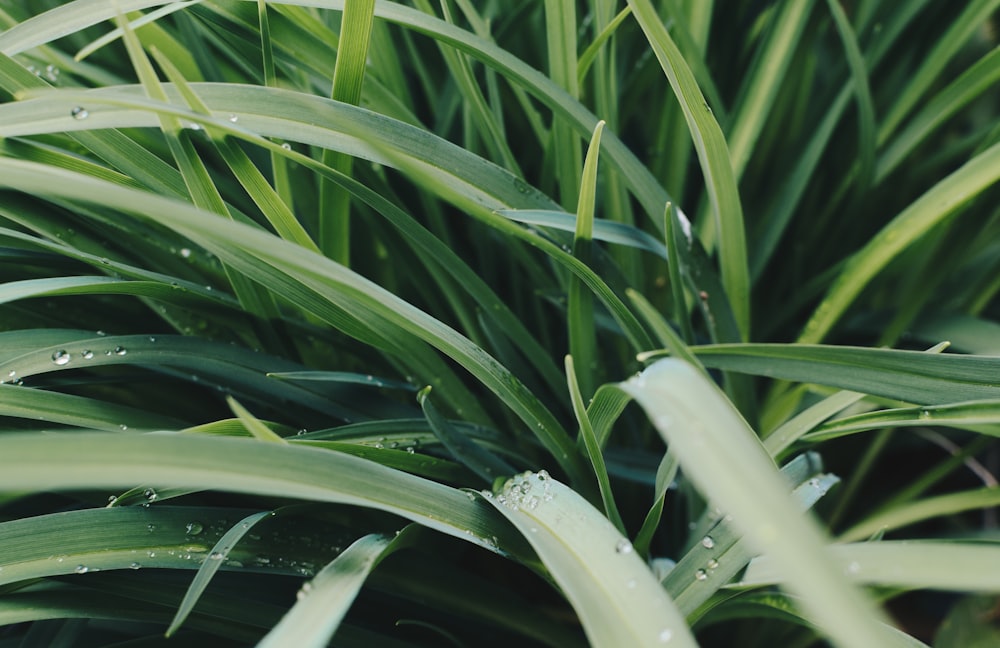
left=71, top=106, right=88, bottom=120
left=51, top=350, right=70, bottom=365
left=615, top=539, right=634, bottom=555
left=700, top=535, right=715, bottom=549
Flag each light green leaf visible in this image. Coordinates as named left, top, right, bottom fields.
left=484, top=471, right=697, bottom=647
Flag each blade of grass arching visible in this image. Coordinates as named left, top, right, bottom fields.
left=824, top=0, right=875, bottom=193
left=0, top=506, right=273, bottom=587
left=0, top=332, right=386, bottom=423
left=837, top=487, right=1000, bottom=543
left=227, top=396, right=286, bottom=443
left=621, top=359, right=896, bottom=647
left=577, top=6, right=631, bottom=87
left=674, top=343, right=1000, bottom=405
left=166, top=510, right=273, bottom=637
left=656, top=0, right=727, bottom=125
left=798, top=138, right=1000, bottom=343
left=0, top=159, right=586, bottom=484
left=742, top=541, right=1000, bottom=593
left=877, top=0, right=1000, bottom=145
left=726, top=0, right=814, bottom=179
left=268, top=371, right=414, bottom=390
left=763, top=390, right=866, bottom=457
left=626, top=0, right=750, bottom=341
left=149, top=49, right=319, bottom=252
left=586, top=383, right=634, bottom=448
left=804, top=400, right=1000, bottom=443
left=565, top=356, right=625, bottom=533
left=257, top=531, right=402, bottom=648
left=0, top=433, right=534, bottom=558
left=0, top=383, right=182, bottom=431
left=484, top=472, right=698, bottom=647
left=544, top=0, right=582, bottom=210
left=258, top=0, right=295, bottom=212
left=667, top=464, right=840, bottom=617
left=320, top=0, right=375, bottom=264
left=418, top=386, right=514, bottom=486
left=568, top=121, right=604, bottom=399
left=878, top=46, right=1000, bottom=182
left=626, top=288, right=701, bottom=370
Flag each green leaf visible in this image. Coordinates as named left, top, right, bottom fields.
left=258, top=531, right=400, bottom=648
left=662, top=343, right=1000, bottom=405
left=621, top=359, right=896, bottom=647
left=0, top=432, right=533, bottom=559
left=626, top=0, right=750, bottom=341
left=484, top=471, right=698, bottom=647
left=167, top=510, right=274, bottom=636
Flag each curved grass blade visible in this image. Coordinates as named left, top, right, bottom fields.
left=0, top=432, right=534, bottom=559
left=742, top=541, right=1000, bottom=593
left=626, top=0, right=750, bottom=341
left=799, top=140, right=1000, bottom=344
left=0, top=383, right=183, bottom=431
left=484, top=471, right=698, bottom=647
left=621, top=359, right=896, bottom=647
left=838, top=486, right=1000, bottom=543
left=257, top=529, right=410, bottom=648
left=417, top=386, right=513, bottom=486
left=498, top=209, right=668, bottom=258
left=267, top=371, right=414, bottom=391
left=804, top=400, right=1000, bottom=443
left=166, top=510, right=274, bottom=636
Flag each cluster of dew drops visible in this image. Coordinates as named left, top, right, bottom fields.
left=481, top=470, right=554, bottom=512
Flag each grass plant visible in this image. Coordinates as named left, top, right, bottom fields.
left=0, top=1, right=999, bottom=646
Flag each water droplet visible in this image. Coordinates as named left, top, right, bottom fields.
left=51, top=349, right=71, bottom=365
left=185, top=522, right=204, bottom=536
left=45, top=64, right=60, bottom=82
left=143, top=487, right=157, bottom=502
left=513, top=178, right=530, bottom=194
left=658, top=629, right=673, bottom=643
left=71, top=106, right=88, bottom=120
left=7, top=370, right=15, bottom=379
left=694, top=569, right=708, bottom=581
left=107, top=495, right=118, bottom=505
left=148, top=336, right=156, bottom=343
left=119, top=424, right=128, bottom=431
left=707, top=559, right=719, bottom=569
left=187, top=122, right=203, bottom=131
left=847, top=561, right=861, bottom=574
left=147, top=523, right=156, bottom=532
left=919, top=409, right=931, bottom=420
left=296, top=582, right=312, bottom=601
left=82, top=350, right=94, bottom=359
left=129, top=562, right=141, bottom=570
left=74, top=565, right=89, bottom=574
left=180, top=248, right=192, bottom=258
left=228, top=113, right=238, bottom=123
left=405, top=446, right=415, bottom=454
left=615, top=539, right=634, bottom=555
left=209, top=551, right=225, bottom=560
left=281, top=142, right=292, bottom=151
left=113, top=346, right=127, bottom=356
left=700, top=536, right=715, bottom=549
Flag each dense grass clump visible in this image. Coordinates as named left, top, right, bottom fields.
left=1, top=1, right=999, bottom=646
